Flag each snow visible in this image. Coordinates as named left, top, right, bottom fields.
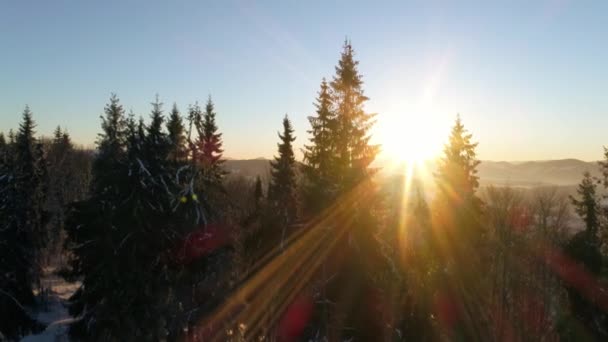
left=20, top=269, right=79, bottom=342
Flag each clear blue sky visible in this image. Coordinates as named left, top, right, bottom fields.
left=1, top=0, right=607, bottom=161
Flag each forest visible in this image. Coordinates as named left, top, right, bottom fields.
left=1, top=41, right=608, bottom=341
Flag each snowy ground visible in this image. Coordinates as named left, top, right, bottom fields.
left=20, top=269, right=79, bottom=342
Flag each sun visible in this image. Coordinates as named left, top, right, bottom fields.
left=379, top=112, right=444, bottom=164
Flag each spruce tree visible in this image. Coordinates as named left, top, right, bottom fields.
left=65, top=96, right=209, bottom=340
left=570, top=171, right=600, bottom=237
left=167, top=102, right=186, bottom=163
left=432, top=114, right=484, bottom=340
left=46, top=126, right=75, bottom=261
left=268, top=115, right=298, bottom=225
left=187, top=102, right=202, bottom=163
left=563, top=171, right=606, bottom=339
left=0, top=132, right=7, bottom=171
left=144, top=95, right=170, bottom=171
left=91, top=93, right=127, bottom=196
left=435, top=115, right=482, bottom=213
left=64, top=95, right=130, bottom=339
left=303, top=78, right=336, bottom=212
left=254, top=175, right=263, bottom=212
left=0, top=133, right=5, bottom=159
left=0, top=107, right=47, bottom=339
left=330, top=40, right=379, bottom=191
left=301, top=41, right=383, bottom=340
left=13, top=106, right=48, bottom=293
left=196, top=96, right=226, bottom=185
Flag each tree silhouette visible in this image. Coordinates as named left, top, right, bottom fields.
left=268, top=115, right=298, bottom=226
left=303, top=78, right=337, bottom=213
left=167, top=102, right=186, bottom=163
left=330, top=40, right=379, bottom=192
left=0, top=107, right=47, bottom=339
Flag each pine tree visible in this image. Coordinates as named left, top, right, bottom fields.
left=0, top=107, right=48, bottom=339
left=330, top=40, right=379, bottom=192
left=64, top=95, right=129, bottom=339
left=0, top=133, right=5, bottom=155
left=144, top=95, right=170, bottom=171
left=254, top=175, right=263, bottom=212
left=435, top=115, right=482, bottom=213
left=300, top=41, right=383, bottom=340
left=268, top=115, right=298, bottom=225
left=196, top=96, right=226, bottom=185
left=14, top=106, right=48, bottom=293
left=432, top=114, right=485, bottom=340
left=303, top=78, right=336, bottom=212
left=91, top=93, right=127, bottom=196
left=46, top=126, right=75, bottom=262
left=563, top=171, right=606, bottom=339
left=167, top=102, right=186, bottom=163
left=65, top=95, right=213, bottom=340
left=0, top=132, right=7, bottom=170
left=570, top=171, right=600, bottom=237
left=434, top=115, right=483, bottom=259
left=187, top=102, right=202, bottom=163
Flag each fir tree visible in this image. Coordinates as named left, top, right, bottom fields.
left=268, top=115, right=298, bottom=225
left=301, top=41, right=383, bottom=340
left=330, top=40, right=379, bottom=191
left=570, top=171, right=600, bottom=238
left=0, top=132, right=7, bottom=169
left=91, top=93, right=127, bottom=197
left=187, top=102, right=202, bottom=162
left=167, top=102, right=186, bottom=162
left=434, top=115, right=482, bottom=213
left=64, top=95, right=130, bottom=339
left=254, top=175, right=263, bottom=212
left=46, top=126, right=75, bottom=261
left=0, top=107, right=47, bottom=339
left=432, top=114, right=485, bottom=340
left=196, top=96, right=226, bottom=185
left=144, top=95, right=170, bottom=171
left=562, top=172, right=605, bottom=339
left=303, top=78, right=337, bottom=212
left=13, top=106, right=48, bottom=293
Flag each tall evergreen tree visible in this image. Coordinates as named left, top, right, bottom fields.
left=301, top=41, right=383, bottom=340
left=91, top=93, right=127, bottom=196
left=144, top=95, right=170, bottom=171
left=0, top=132, right=7, bottom=170
left=167, top=102, right=186, bottom=162
left=0, top=107, right=47, bottom=339
left=196, top=96, right=226, bottom=185
left=432, top=114, right=485, bottom=340
left=64, top=95, right=129, bottom=339
left=330, top=40, right=379, bottom=191
left=46, top=126, right=75, bottom=261
left=254, top=175, right=263, bottom=212
left=435, top=115, right=482, bottom=213
left=562, top=171, right=606, bottom=340
left=13, top=106, right=48, bottom=293
left=303, top=78, right=337, bottom=212
left=65, top=96, right=209, bottom=340
left=268, top=115, right=298, bottom=225
left=187, top=102, right=202, bottom=163
left=570, top=171, right=600, bottom=237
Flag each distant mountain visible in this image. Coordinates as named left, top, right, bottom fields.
left=224, top=158, right=600, bottom=186
left=478, top=159, right=600, bottom=186
left=223, top=159, right=271, bottom=179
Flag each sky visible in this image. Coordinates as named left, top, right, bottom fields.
left=1, top=0, right=608, bottom=161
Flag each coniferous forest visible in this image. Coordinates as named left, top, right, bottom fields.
left=2, top=41, right=608, bottom=341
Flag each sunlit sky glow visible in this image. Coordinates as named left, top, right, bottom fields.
left=1, top=0, right=607, bottom=161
